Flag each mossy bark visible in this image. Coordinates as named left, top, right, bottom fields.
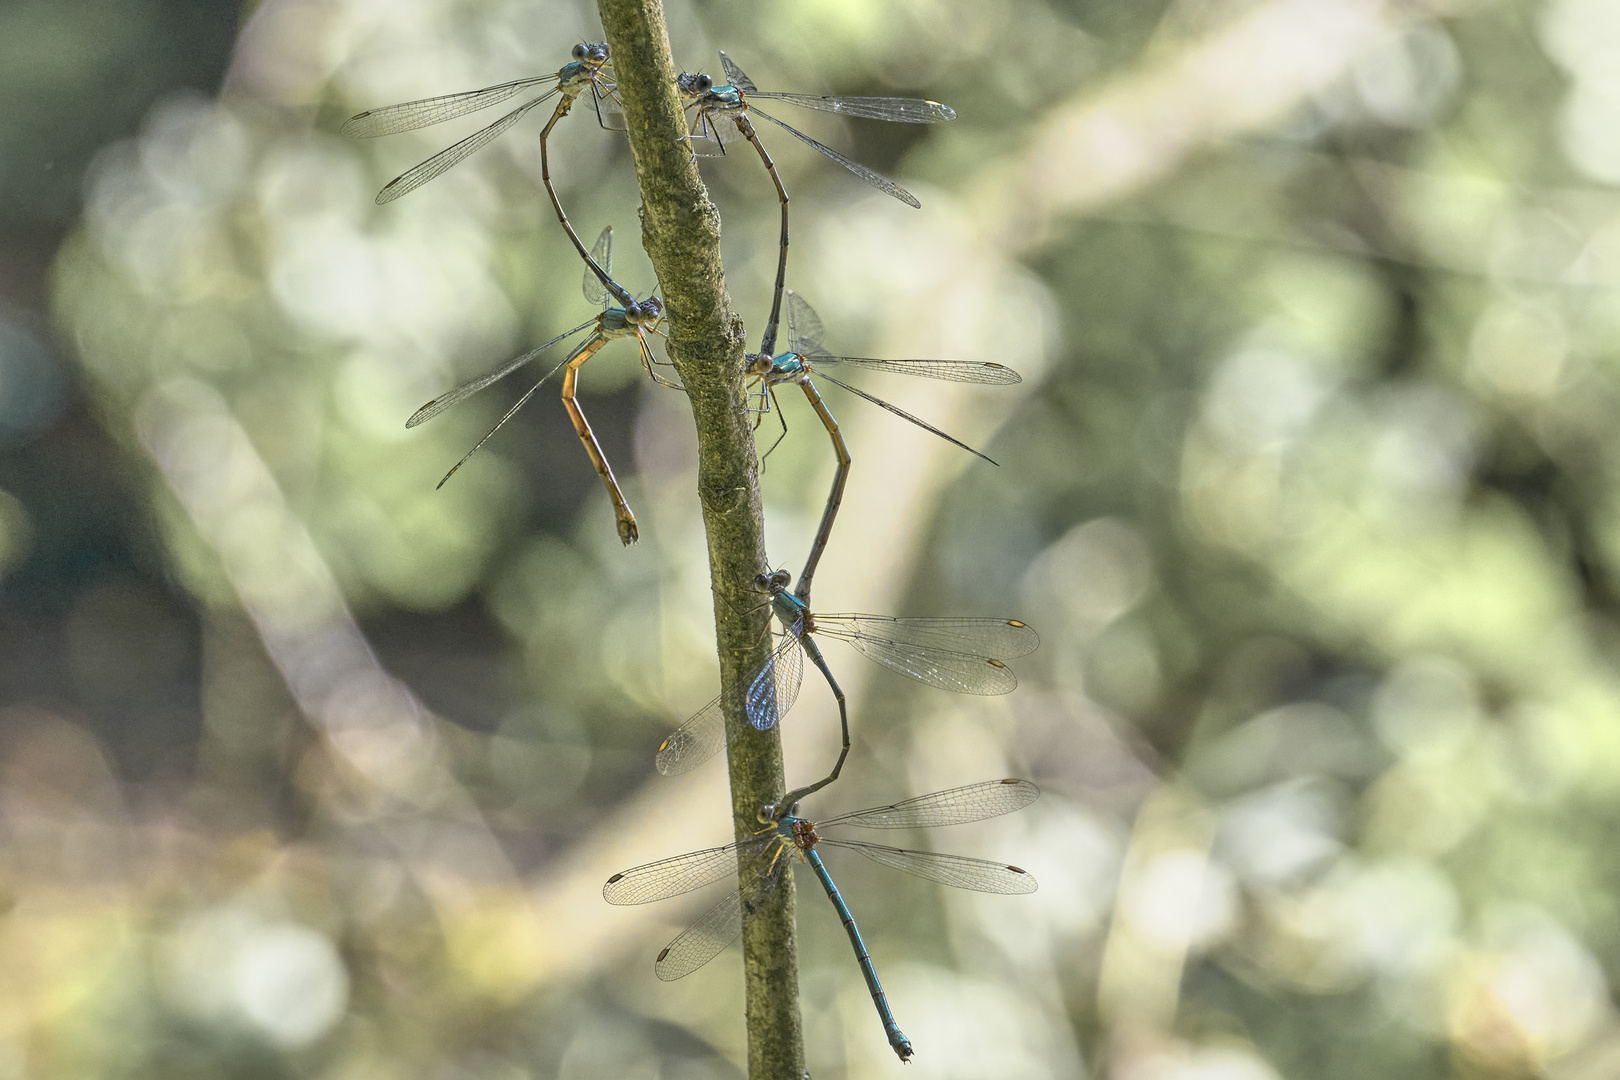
left=594, top=3, right=806, bottom=1078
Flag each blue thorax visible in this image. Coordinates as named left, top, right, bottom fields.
left=709, top=85, right=746, bottom=109
left=772, top=587, right=809, bottom=630
left=558, top=62, right=594, bottom=95
left=762, top=352, right=809, bottom=386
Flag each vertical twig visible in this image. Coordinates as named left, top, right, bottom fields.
left=594, top=2, right=807, bottom=1077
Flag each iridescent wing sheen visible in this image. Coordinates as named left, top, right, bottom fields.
left=745, top=619, right=805, bottom=731
left=655, top=616, right=814, bottom=772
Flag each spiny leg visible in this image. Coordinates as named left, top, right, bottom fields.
left=745, top=376, right=771, bottom=431
left=562, top=335, right=638, bottom=545
left=759, top=386, right=789, bottom=464
left=677, top=108, right=727, bottom=163
left=637, top=330, right=684, bottom=391
left=793, top=379, right=851, bottom=604
left=735, top=115, right=790, bottom=356
left=723, top=583, right=778, bottom=628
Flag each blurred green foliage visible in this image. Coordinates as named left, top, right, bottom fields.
left=2, top=0, right=1620, bottom=1077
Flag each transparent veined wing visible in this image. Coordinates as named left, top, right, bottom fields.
left=812, top=615, right=1037, bottom=695
left=818, top=779, right=1039, bottom=830
left=653, top=863, right=787, bottom=980
left=783, top=290, right=1018, bottom=384
left=655, top=694, right=724, bottom=776
left=340, top=76, right=560, bottom=138
left=371, top=91, right=561, bottom=204
left=584, top=226, right=613, bottom=307
left=405, top=318, right=596, bottom=428
left=687, top=106, right=744, bottom=157
left=816, top=615, right=1038, bottom=659
left=816, top=355, right=1022, bottom=385
left=655, top=889, right=742, bottom=981
left=815, top=372, right=996, bottom=464
left=785, top=290, right=826, bottom=357
left=591, top=76, right=628, bottom=132
left=747, top=107, right=920, bottom=208
left=745, top=619, right=805, bottom=731
left=717, top=51, right=758, bottom=93
left=819, top=839, right=1037, bottom=894
left=430, top=343, right=602, bottom=490
left=604, top=839, right=763, bottom=905
left=750, top=92, right=955, bottom=123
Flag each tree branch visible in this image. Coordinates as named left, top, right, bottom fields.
left=594, top=3, right=806, bottom=1077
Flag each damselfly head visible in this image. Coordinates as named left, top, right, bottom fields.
left=572, top=41, right=609, bottom=67
left=629, top=295, right=663, bottom=326
left=744, top=353, right=772, bottom=377
left=754, top=568, right=792, bottom=593
left=676, top=72, right=714, bottom=99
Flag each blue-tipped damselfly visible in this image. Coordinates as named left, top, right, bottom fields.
left=603, top=778, right=1040, bottom=1062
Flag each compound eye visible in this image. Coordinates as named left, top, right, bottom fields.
left=695, top=73, right=713, bottom=93
left=571, top=43, right=587, bottom=60
left=754, top=572, right=772, bottom=588
left=771, top=569, right=792, bottom=589
left=624, top=302, right=643, bottom=321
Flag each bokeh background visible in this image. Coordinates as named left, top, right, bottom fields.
left=4, top=0, right=1619, bottom=1076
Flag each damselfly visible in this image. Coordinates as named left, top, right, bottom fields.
left=748, top=290, right=1019, bottom=599
left=677, top=52, right=956, bottom=354
left=341, top=42, right=635, bottom=306
left=604, top=779, right=1040, bottom=1062
left=405, top=226, right=670, bottom=545
left=656, top=569, right=1037, bottom=809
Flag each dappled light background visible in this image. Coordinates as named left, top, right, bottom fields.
left=4, top=0, right=1620, bottom=1076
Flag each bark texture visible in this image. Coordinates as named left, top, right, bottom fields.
left=594, top=3, right=806, bottom=1078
